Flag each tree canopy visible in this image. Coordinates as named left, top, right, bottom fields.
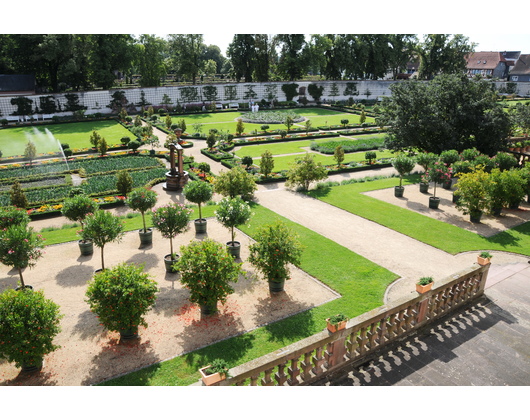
left=376, top=73, right=511, bottom=156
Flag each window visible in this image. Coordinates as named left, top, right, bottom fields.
left=478, top=60, right=481, bottom=64
left=512, top=76, right=519, bottom=81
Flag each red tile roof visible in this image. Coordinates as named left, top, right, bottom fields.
left=466, top=52, right=506, bottom=70
left=510, top=54, right=530, bottom=76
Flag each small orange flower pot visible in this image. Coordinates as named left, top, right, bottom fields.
left=477, top=256, right=491, bottom=266
left=199, top=365, right=226, bottom=386
left=326, top=319, right=347, bottom=333
left=416, top=283, right=433, bottom=294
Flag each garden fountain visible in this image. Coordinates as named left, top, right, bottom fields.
left=163, top=128, right=189, bottom=191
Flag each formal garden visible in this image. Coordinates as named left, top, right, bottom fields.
left=1, top=80, right=530, bottom=386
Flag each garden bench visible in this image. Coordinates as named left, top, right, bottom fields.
left=215, top=103, right=223, bottom=110
left=229, top=103, right=239, bottom=110
left=42, top=114, right=53, bottom=120
left=5, top=116, right=20, bottom=123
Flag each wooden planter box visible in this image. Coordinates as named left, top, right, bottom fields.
left=477, top=256, right=491, bottom=266
left=416, top=282, right=433, bottom=294
left=326, top=319, right=347, bottom=333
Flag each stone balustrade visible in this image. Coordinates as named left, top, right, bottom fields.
left=201, top=262, right=490, bottom=386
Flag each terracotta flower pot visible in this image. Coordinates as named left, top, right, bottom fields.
left=477, top=256, right=491, bottom=266
left=199, top=365, right=226, bottom=386
left=416, top=282, right=433, bottom=294
left=326, top=318, right=347, bottom=333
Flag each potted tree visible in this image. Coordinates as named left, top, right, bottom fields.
left=61, top=194, right=99, bottom=255
left=79, top=210, right=124, bottom=272
left=248, top=220, right=304, bottom=293
left=177, top=238, right=243, bottom=315
left=199, top=358, right=230, bottom=386
left=0, top=288, right=63, bottom=372
left=426, top=161, right=452, bottom=209
left=416, top=152, right=438, bottom=193
left=477, top=251, right=493, bottom=266
left=502, top=168, right=526, bottom=210
left=326, top=313, right=349, bottom=333
left=486, top=168, right=506, bottom=216
left=0, top=223, right=45, bottom=290
left=454, top=166, right=489, bottom=223
left=215, top=197, right=252, bottom=259
left=125, top=187, right=158, bottom=245
left=391, top=154, right=416, bottom=197
left=183, top=180, right=213, bottom=234
left=151, top=203, right=192, bottom=272
left=416, top=276, right=434, bottom=294
left=85, top=262, right=159, bottom=340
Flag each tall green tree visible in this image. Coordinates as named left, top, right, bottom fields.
left=276, top=35, right=309, bottom=81
left=89, top=35, right=134, bottom=89
left=418, top=34, right=476, bottom=80
left=253, top=34, right=270, bottom=82
left=227, top=35, right=255, bottom=82
left=168, top=34, right=204, bottom=84
left=200, top=44, right=226, bottom=74
left=134, top=35, right=167, bottom=87
left=376, top=73, right=511, bottom=156
left=387, top=35, right=418, bottom=80
left=309, top=34, right=342, bottom=80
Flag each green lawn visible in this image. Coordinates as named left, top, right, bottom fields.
left=176, top=108, right=352, bottom=135
left=307, top=176, right=530, bottom=257
left=301, top=114, right=375, bottom=127
left=0, top=121, right=132, bottom=157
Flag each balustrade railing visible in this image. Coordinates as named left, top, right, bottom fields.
left=198, top=263, right=489, bottom=386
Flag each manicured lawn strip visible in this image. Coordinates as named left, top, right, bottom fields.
left=307, top=176, right=530, bottom=257
left=0, top=121, right=132, bottom=157
left=235, top=137, right=335, bottom=157
left=97, top=202, right=397, bottom=385
left=303, top=114, right=375, bottom=127
left=254, top=150, right=395, bottom=172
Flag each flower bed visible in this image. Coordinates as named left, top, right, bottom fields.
left=200, top=148, right=234, bottom=162
left=26, top=195, right=126, bottom=219
left=234, top=131, right=336, bottom=146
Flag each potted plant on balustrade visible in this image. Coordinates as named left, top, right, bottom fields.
left=199, top=358, right=230, bottom=386
left=215, top=196, right=252, bottom=259
left=416, top=276, right=434, bottom=294
left=177, top=238, right=243, bottom=315
left=183, top=181, right=213, bottom=234
left=426, top=161, right=452, bottom=209
left=125, top=187, right=158, bottom=245
left=416, top=152, right=438, bottom=193
left=247, top=219, right=304, bottom=293
left=62, top=194, right=100, bottom=255
left=79, top=210, right=125, bottom=273
left=453, top=166, right=489, bottom=223
left=151, top=203, right=192, bottom=272
left=477, top=251, right=493, bottom=266
left=0, top=288, right=63, bottom=372
left=391, top=154, right=416, bottom=197
left=326, top=313, right=349, bottom=333
left=85, top=262, right=159, bottom=340
left=0, top=223, right=45, bottom=290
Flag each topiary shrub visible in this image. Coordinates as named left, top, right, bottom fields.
left=121, top=136, right=131, bottom=145
left=365, top=151, right=377, bottom=164
left=151, top=203, right=192, bottom=258
left=60, top=143, right=70, bottom=150
left=9, top=181, right=28, bottom=208
left=125, top=187, right=158, bottom=233
left=241, top=156, right=253, bottom=167
left=61, top=194, right=99, bottom=230
left=128, top=140, right=141, bottom=153
left=63, top=148, right=73, bottom=157
left=183, top=181, right=213, bottom=222
left=215, top=196, right=252, bottom=246
left=116, top=169, right=133, bottom=197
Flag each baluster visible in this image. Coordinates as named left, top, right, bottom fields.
left=275, top=363, right=288, bottom=386
left=434, top=291, right=443, bottom=316
left=447, top=284, right=457, bottom=309
left=386, top=314, right=397, bottom=340
left=347, top=329, right=359, bottom=358
left=367, top=322, right=378, bottom=349
left=312, top=346, right=326, bottom=376
left=378, top=316, right=387, bottom=347
left=356, top=326, right=368, bottom=354
left=454, top=281, right=464, bottom=304
left=288, top=358, right=300, bottom=386
left=235, top=378, right=247, bottom=386
left=404, top=305, right=414, bottom=331
left=300, top=351, right=313, bottom=381
left=250, top=374, right=259, bottom=386
left=396, top=309, right=406, bottom=334
left=261, top=368, right=275, bottom=386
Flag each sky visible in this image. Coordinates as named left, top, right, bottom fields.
left=202, top=34, right=530, bottom=57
